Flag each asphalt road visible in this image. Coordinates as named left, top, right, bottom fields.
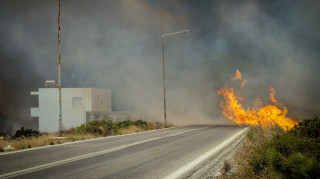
left=0, top=125, right=246, bottom=179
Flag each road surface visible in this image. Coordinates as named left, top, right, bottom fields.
left=0, top=125, right=246, bottom=179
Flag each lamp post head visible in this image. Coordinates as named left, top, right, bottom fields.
left=161, top=29, right=191, bottom=38
left=184, top=30, right=190, bottom=33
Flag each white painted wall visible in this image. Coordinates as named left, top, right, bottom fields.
left=33, top=88, right=111, bottom=133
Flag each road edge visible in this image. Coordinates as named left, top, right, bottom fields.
left=164, top=127, right=249, bottom=179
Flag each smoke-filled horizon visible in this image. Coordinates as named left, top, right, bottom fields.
left=1, top=0, right=319, bottom=135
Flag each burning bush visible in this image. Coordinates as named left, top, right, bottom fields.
left=218, top=70, right=298, bottom=131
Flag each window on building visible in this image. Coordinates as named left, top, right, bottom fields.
left=72, top=97, right=82, bottom=108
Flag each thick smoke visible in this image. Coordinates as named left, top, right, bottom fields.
left=1, top=0, right=319, bottom=135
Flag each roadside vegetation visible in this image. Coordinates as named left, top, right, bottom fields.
left=222, top=116, right=320, bottom=178
left=0, top=119, right=172, bottom=152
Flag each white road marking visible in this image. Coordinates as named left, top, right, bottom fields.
left=0, top=126, right=178, bottom=156
left=0, top=126, right=208, bottom=179
left=164, top=128, right=248, bottom=179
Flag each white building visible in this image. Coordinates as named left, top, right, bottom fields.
left=31, top=88, right=111, bottom=132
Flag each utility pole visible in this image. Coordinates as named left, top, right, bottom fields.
left=58, top=0, right=62, bottom=135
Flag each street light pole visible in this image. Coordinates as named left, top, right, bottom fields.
left=162, top=38, right=167, bottom=128
left=161, top=30, right=190, bottom=128
left=58, top=0, right=62, bottom=135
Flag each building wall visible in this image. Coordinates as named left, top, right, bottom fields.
left=59, top=88, right=91, bottom=132
left=38, top=88, right=59, bottom=132
left=36, top=88, right=111, bottom=132
left=91, top=88, right=112, bottom=112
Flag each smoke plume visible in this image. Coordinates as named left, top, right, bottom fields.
left=1, top=0, right=319, bottom=134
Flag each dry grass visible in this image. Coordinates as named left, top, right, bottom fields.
left=0, top=121, right=172, bottom=153
left=0, top=133, right=97, bottom=152
left=119, top=125, right=144, bottom=134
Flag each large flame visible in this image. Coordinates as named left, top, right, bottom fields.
left=218, top=71, right=298, bottom=131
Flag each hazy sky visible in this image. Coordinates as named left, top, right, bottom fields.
left=1, top=0, right=319, bottom=134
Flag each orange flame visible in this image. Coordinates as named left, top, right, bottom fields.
left=231, top=69, right=242, bottom=80
left=218, top=84, right=298, bottom=131
left=232, top=69, right=247, bottom=87
left=269, top=86, right=278, bottom=105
